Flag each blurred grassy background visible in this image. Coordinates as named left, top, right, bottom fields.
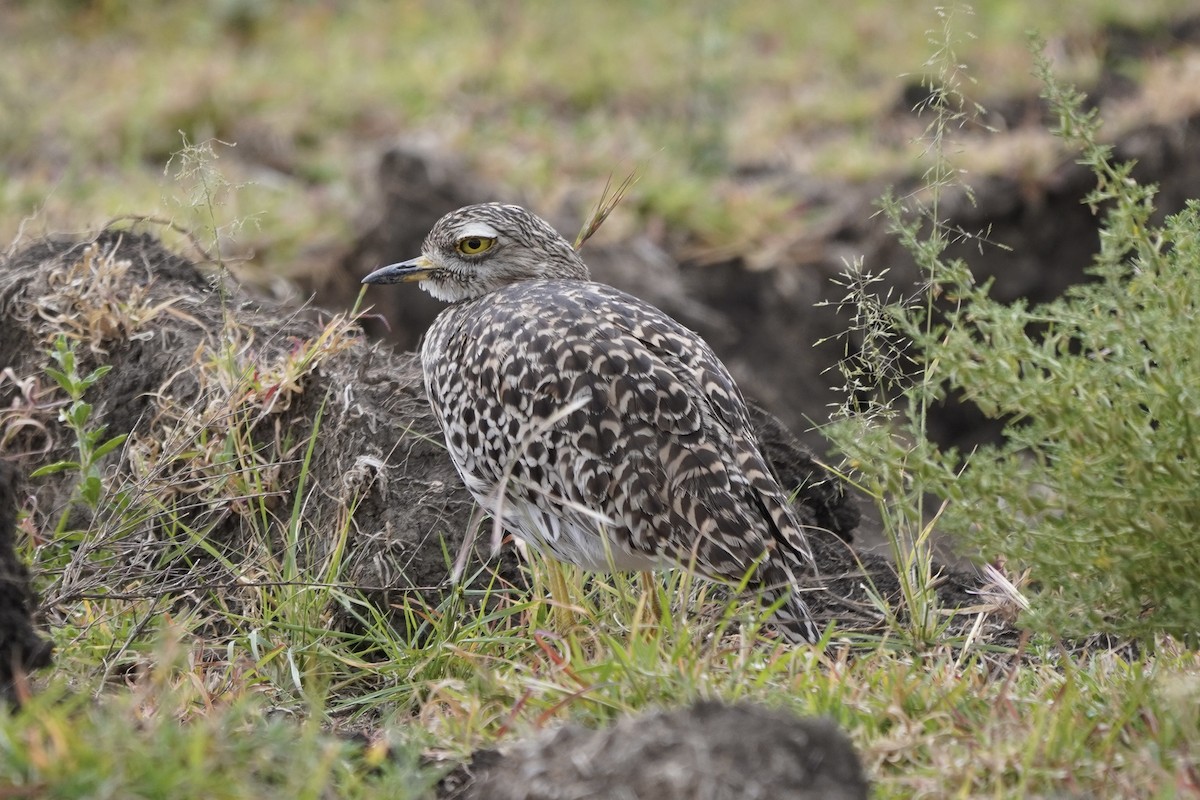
left=1, top=0, right=1195, bottom=270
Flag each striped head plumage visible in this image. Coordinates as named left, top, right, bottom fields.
left=362, top=202, right=589, bottom=302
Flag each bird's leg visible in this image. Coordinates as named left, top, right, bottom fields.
left=546, top=558, right=577, bottom=631
left=638, top=571, right=662, bottom=626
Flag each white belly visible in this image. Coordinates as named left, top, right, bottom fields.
left=461, top=473, right=660, bottom=572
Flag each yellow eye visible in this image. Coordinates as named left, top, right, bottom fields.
left=456, top=236, right=496, bottom=256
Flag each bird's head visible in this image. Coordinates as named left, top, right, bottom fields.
left=362, top=203, right=589, bottom=303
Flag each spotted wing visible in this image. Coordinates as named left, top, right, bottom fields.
left=429, top=280, right=814, bottom=585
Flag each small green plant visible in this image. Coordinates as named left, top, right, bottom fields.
left=163, top=133, right=258, bottom=290
left=822, top=2, right=986, bottom=645
left=31, top=335, right=127, bottom=534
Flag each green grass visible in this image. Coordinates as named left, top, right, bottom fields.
left=0, top=654, right=437, bottom=800
left=6, top=563, right=1200, bottom=797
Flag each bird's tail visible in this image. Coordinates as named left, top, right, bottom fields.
left=759, top=549, right=822, bottom=643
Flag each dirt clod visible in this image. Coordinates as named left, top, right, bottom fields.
left=0, top=463, right=53, bottom=705
left=443, top=701, right=868, bottom=800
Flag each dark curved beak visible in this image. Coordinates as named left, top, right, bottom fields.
left=362, top=255, right=434, bottom=284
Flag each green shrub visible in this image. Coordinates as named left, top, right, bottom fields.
left=831, top=42, right=1200, bottom=643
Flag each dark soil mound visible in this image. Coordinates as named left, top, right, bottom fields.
left=442, top=701, right=868, bottom=800
left=0, top=463, right=53, bottom=705
left=2, top=231, right=489, bottom=638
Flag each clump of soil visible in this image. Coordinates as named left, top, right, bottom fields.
left=443, top=701, right=869, bottom=800
left=2, top=230, right=496, bottom=640
left=0, top=463, right=53, bottom=705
